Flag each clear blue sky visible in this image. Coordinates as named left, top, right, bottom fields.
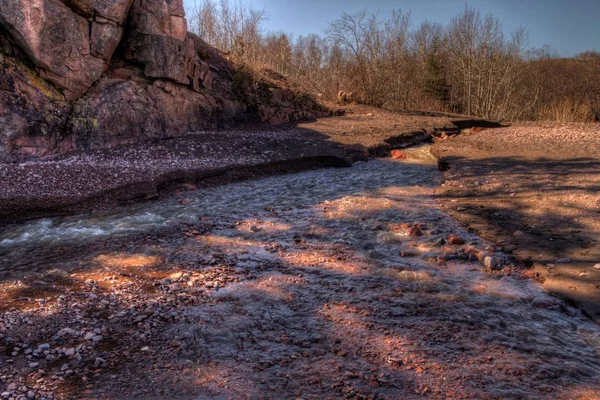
left=183, top=0, right=600, bottom=57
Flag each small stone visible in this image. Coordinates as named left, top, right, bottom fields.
left=28, top=362, right=39, bottom=369
left=57, top=328, right=75, bottom=336
left=484, top=256, right=500, bottom=270
left=593, top=264, right=600, bottom=270
left=579, top=272, right=588, bottom=277
left=1, top=392, right=10, bottom=398
left=456, top=207, right=467, bottom=211
left=140, top=346, right=150, bottom=352
left=390, top=149, right=407, bottom=159
left=84, top=332, right=95, bottom=340
left=64, top=348, right=75, bottom=356
left=368, top=223, right=385, bottom=231
left=555, top=258, right=572, bottom=264
left=513, top=230, right=524, bottom=236
left=91, top=335, right=103, bottom=342
left=407, top=226, right=423, bottom=237
left=432, top=238, right=446, bottom=246
left=7, top=383, right=16, bottom=391
left=447, top=235, right=465, bottom=245
left=169, top=272, right=183, bottom=281
left=399, top=251, right=416, bottom=257
left=249, top=225, right=261, bottom=232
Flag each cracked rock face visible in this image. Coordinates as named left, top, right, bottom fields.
left=124, top=0, right=192, bottom=84
left=0, top=0, right=134, bottom=99
left=0, top=0, right=324, bottom=162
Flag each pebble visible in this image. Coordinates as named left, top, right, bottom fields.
left=447, top=235, right=465, bottom=245
left=593, top=264, right=600, bottom=270
left=57, top=328, right=75, bottom=336
left=249, top=225, right=261, bottom=232
left=28, top=362, right=39, bottom=369
left=407, top=226, right=423, bottom=237
left=432, top=238, right=446, bottom=246
left=368, top=223, right=384, bottom=231
left=555, top=258, right=572, bottom=264
left=484, top=256, right=499, bottom=270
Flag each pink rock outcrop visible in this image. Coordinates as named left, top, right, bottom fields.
left=0, top=0, right=328, bottom=162
left=0, top=0, right=134, bottom=99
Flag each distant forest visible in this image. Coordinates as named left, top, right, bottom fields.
left=187, top=1, right=600, bottom=122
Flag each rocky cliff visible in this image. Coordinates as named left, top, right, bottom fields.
left=0, top=0, right=327, bottom=163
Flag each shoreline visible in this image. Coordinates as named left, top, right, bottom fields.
left=432, top=122, right=600, bottom=320
left=0, top=106, right=475, bottom=224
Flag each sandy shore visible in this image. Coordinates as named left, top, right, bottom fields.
left=432, top=122, right=600, bottom=319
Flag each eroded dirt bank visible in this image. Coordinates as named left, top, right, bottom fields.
left=432, top=122, right=600, bottom=320
left=1, top=147, right=600, bottom=399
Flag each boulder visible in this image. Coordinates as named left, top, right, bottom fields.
left=68, top=74, right=220, bottom=150
left=128, top=0, right=186, bottom=39
left=124, top=32, right=194, bottom=85
left=60, top=0, right=134, bottom=24
left=0, top=53, right=70, bottom=161
left=123, top=0, right=191, bottom=84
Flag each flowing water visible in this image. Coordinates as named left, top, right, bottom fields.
left=1, top=145, right=600, bottom=398
left=0, top=146, right=438, bottom=251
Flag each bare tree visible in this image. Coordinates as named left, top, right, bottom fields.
left=186, top=0, right=598, bottom=122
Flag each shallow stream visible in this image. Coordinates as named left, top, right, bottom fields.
left=1, top=145, right=600, bottom=397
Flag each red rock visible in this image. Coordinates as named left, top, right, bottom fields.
left=391, top=149, right=407, bottom=159
left=464, top=246, right=480, bottom=257
left=407, top=226, right=423, bottom=237
left=0, top=0, right=133, bottom=99
left=336, top=90, right=357, bottom=104
left=0, top=0, right=326, bottom=161
left=447, top=234, right=465, bottom=245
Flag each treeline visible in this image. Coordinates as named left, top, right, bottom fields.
left=187, top=1, right=600, bottom=122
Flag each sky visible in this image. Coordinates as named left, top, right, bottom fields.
left=183, top=0, right=600, bottom=57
